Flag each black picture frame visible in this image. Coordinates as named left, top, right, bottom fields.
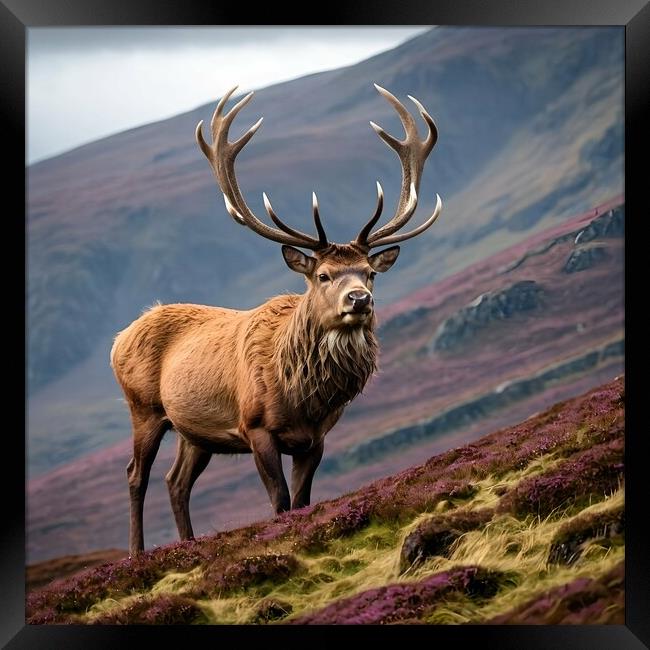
left=6, top=0, right=648, bottom=646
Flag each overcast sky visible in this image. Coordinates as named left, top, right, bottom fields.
left=27, top=27, right=428, bottom=164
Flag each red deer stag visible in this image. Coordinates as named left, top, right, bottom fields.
left=111, top=84, right=442, bottom=556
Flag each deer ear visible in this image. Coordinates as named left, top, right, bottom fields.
left=368, top=246, right=400, bottom=272
left=281, top=245, right=316, bottom=275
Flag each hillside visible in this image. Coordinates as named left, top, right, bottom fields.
left=27, top=26, right=623, bottom=478
left=26, top=198, right=624, bottom=562
left=27, top=377, right=625, bottom=625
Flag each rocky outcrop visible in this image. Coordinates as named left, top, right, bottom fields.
left=399, top=508, right=491, bottom=573
left=574, top=205, right=624, bottom=244
left=563, top=244, right=608, bottom=273
left=562, top=205, right=623, bottom=273
left=501, top=202, right=623, bottom=275
left=429, top=281, right=544, bottom=352
left=321, top=339, right=623, bottom=475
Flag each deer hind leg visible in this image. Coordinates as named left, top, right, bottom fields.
left=166, top=436, right=211, bottom=541
left=291, top=439, right=324, bottom=510
left=127, top=406, right=169, bottom=556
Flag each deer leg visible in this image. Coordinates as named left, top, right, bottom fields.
left=248, top=428, right=290, bottom=514
left=127, top=408, right=168, bottom=557
left=166, top=436, right=212, bottom=541
left=291, top=440, right=324, bottom=510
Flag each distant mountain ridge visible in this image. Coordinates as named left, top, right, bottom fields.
left=28, top=26, right=623, bottom=395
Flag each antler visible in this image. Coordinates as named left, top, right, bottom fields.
left=196, top=86, right=329, bottom=250
left=354, top=84, right=443, bottom=249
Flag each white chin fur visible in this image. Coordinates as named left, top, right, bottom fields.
left=323, top=327, right=368, bottom=358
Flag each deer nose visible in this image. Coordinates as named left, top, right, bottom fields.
left=347, top=290, right=372, bottom=312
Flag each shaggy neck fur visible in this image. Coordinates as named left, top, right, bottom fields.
left=274, top=295, right=378, bottom=422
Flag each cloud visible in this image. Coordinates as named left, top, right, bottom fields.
left=29, top=27, right=428, bottom=55
left=27, top=27, right=429, bottom=164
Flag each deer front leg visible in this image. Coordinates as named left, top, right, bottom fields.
left=248, top=428, right=290, bottom=514
left=291, top=439, right=324, bottom=510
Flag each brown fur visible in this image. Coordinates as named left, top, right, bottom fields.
left=111, top=244, right=391, bottom=555
left=112, top=84, right=443, bottom=557
left=274, top=295, right=378, bottom=422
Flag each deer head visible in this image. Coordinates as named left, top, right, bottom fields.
left=196, top=84, right=443, bottom=330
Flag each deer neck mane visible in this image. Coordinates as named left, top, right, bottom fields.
left=274, top=294, right=378, bottom=422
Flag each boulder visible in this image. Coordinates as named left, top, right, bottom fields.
left=399, top=508, right=492, bottom=573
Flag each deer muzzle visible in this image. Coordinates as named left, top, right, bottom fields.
left=346, top=290, right=373, bottom=314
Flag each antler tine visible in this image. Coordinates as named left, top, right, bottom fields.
left=356, top=84, right=440, bottom=248
left=196, top=87, right=328, bottom=250
left=353, top=181, right=384, bottom=248
left=195, top=120, right=212, bottom=162
left=373, top=83, right=419, bottom=141
left=213, top=90, right=255, bottom=146
left=370, top=194, right=443, bottom=248
left=263, top=192, right=327, bottom=246
left=311, top=193, right=329, bottom=248
left=232, top=116, right=264, bottom=154
left=408, top=94, right=438, bottom=154
left=367, top=182, right=418, bottom=245
left=222, top=193, right=246, bottom=225
left=194, top=85, right=239, bottom=161
left=210, top=85, right=239, bottom=138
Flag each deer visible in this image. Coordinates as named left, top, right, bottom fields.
left=110, top=84, right=442, bottom=556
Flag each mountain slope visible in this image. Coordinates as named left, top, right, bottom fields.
left=26, top=199, right=624, bottom=562
left=27, top=27, right=623, bottom=484
left=27, top=377, right=625, bottom=625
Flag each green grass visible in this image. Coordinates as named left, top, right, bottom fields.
left=80, top=483, right=622, bottom=625
left=27, top=377, right=625, bottom=625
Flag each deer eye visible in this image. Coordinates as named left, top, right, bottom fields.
left=369, top=271, right=377, bottom=280
left=318, top=273, right=331, bottom=282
